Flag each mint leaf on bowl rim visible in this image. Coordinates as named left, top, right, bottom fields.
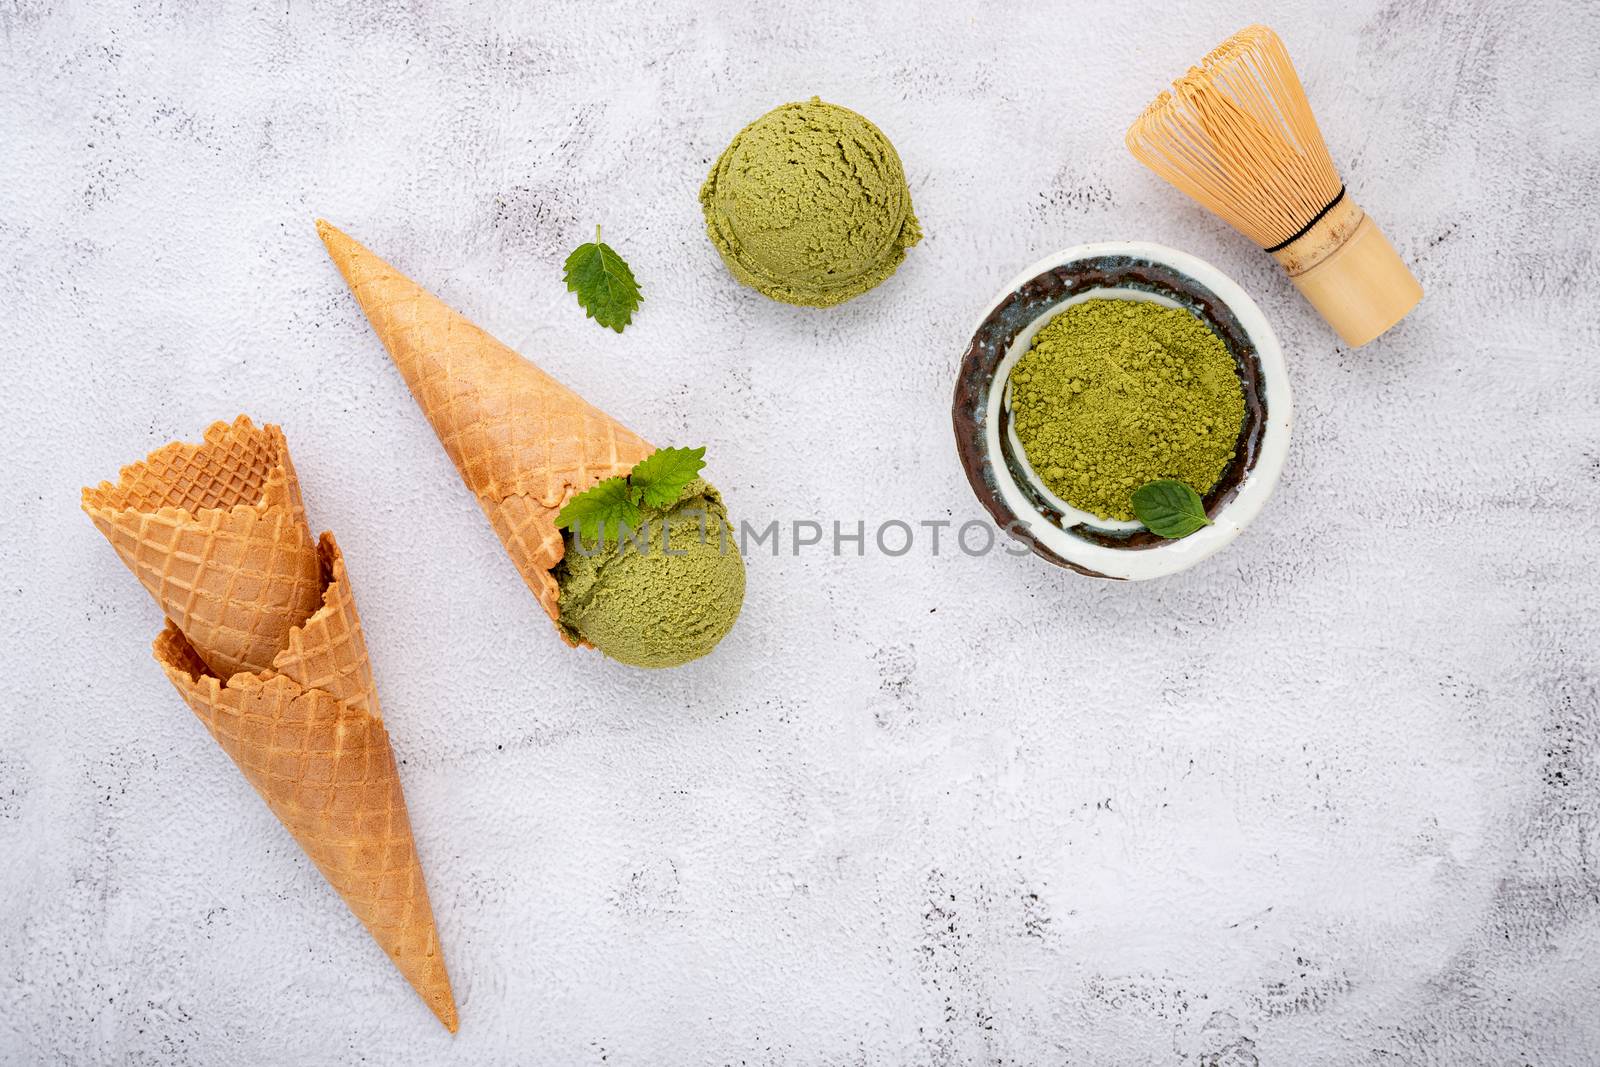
left=1131, top=479, right=1212, bottom=540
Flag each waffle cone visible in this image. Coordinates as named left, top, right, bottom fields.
left=84, top=418, right=457, bottom=1032
left=82, top=417, right=323, bottom=680
left=316, top=220, right=654, bottom=628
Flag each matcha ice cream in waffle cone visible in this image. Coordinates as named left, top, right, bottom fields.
left=82, top=416, right=458, bottom=1032
left=317, top=221, right=743, bottom=668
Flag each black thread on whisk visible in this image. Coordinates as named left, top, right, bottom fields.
left=1262, top=185, right=1346, bottom=253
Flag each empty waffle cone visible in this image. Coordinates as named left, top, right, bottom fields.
left=82, top=416, right=323, bottom=680
left=154, top=536, right=456, bottom=1032
left=316, top=219, right=654, bottom=631
left=84, top=418, right=457, bottom=1032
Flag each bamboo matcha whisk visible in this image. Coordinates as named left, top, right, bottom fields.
left=1126, top=25, right=1422, bottom=347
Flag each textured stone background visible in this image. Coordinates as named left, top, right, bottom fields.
left=3, top=1, right=1598, bottom=1063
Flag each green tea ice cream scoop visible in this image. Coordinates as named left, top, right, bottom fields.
left=554, top=480, right=745, bottom=669
left=700, top=97, right=921, bottom=307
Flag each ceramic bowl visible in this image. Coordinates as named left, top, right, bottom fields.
left=952, top=241, right=1292, bottom=580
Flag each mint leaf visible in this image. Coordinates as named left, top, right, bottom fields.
left=556, top=447, right=708, bottom=549
left=1131, top=479, right=1212, bottom=539
left=554, top=477, right=642, bottom=545
left=628, top=446, right=706, bottom=508
left=563, top=225, right=642, bottom=333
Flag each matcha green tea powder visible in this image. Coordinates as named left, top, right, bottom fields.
left=1008, top=299, right=1245, bottom=522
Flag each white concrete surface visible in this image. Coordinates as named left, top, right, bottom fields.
left=3, top=1, right=1598, bottom=1063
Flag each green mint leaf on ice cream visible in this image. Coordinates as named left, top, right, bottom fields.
left=555, top=477, right=641, bottom=546
left=563, top=226, right=642, bottom=333
left=557, top=447, right=711, bottom=534
left=1131, top=480, right=1212, bottom=539
left=553, top=454, right=744, bottom=670
left=627, top=446, right=706, bottom=508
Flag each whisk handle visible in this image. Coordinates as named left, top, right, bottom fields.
left=1270, top=198, right=1423, bottom=347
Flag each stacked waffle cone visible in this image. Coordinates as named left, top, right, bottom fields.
left=82, top=416, right=458, bottom=1032
left=316, top=220, right=654, bottom=633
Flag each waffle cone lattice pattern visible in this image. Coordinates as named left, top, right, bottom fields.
left=84, top=417, right=457, bottom=1032
left=82, top=417, right=323, bottom=680
left=317, top=220, right=654, bottom=625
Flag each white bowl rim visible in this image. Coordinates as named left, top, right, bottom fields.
left=965, top=240, right=1293, bottom=580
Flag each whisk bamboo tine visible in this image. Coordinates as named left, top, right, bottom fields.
left=1127, top=24, right=1421, bottom=347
